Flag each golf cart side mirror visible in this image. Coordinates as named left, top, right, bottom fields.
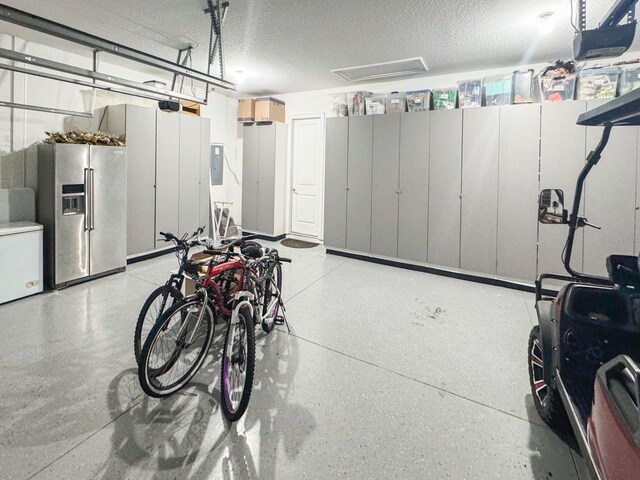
left=539, top=189, right=568, bottom=225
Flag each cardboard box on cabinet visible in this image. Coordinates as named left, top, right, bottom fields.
left=255, top=97, right=285, bottom=123
left=238, top=98, right=256, bottom=123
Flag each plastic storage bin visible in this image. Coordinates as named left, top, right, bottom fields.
left=347, top=91, right=372, bottom=116
left=484, top=74, right=512, bottom=106
left=365, top=95, right=386, bottom=115
left=576, top=67, right=620, bottom=100
left=617, top=65, right=640, bottom=96
left=512, top=70, right=535, bottom=104
left=406, top=90, right=432, bottom=111
left=457, top=79, right=483, bottom=108
left=540, top=74, right=576, bottom=102
left=333, top=93, right=348, bottom=117
left=386, top=92, right=407, bottom=113
left=433, top=88, right=458, bottom=110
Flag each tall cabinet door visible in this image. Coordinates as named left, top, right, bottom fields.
left=89, top=146, right=127, bottom=275
left=199, top=118, right=211, bottom=234
left=257, top=125, right=276, bottom=235
left=460, top=107, right=500, bottom=275
left=155, top=111, right=180, bottom=244
left=497, top=104, right=541, bottom=282
left=178, top=114, right=201, bottom=236
left=584, top=100, right=638, bottom=276
left=371, top=114, right=400, bottom=257
left=242, top=126, right=259, bottom=232
left=539, top=101, right=587, bottom=276
left=398, top=111, right=430, bottom=262
left=125, top=105, right=156, bottom=255
left=346, top=116, right=374, bottom=253
left=428, top=109, right=463, bottom=268
left=324, top=117, right=349, bottom=248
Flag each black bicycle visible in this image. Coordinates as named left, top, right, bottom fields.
left=133, top=226, right=209, bottom=364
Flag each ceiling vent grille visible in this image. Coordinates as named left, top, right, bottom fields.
left=331, top=57, right=428, bottom=82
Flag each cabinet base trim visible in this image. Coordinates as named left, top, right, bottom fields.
left=242, top=231, right=287, bottom=242
left=326, top=248, right=558, bottom=296
left=127, top=246, right=176, bottom=265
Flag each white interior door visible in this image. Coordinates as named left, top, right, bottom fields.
left=291, top=117, right=323, bottom=238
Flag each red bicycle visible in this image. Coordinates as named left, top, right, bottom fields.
left=137, top=235, right=291, bottom=421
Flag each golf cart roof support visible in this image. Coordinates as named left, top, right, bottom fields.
left=563, top=125, right=614, bottom=284
left=0, top=3, right=236, bottom=92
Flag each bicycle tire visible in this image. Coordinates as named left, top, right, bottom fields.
left=221, top=307, right=255, bottom=421
left=261, top=262, right=282, bottom=334
left=133, top=285, right=182, bottom=364
left=138, top=298, right=214, bottom=398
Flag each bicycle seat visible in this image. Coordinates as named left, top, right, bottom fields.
left=241, top=243, right=262, bottom=258
left=606, top=254, right=640, bottom=289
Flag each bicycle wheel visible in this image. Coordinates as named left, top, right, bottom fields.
left=134, top=285, right=182, bottom=364
left=261, top=262, right=282, bottom=333
left=138, top=298, right=214, bottom=398
left=221, top=307, right=255, bottom=421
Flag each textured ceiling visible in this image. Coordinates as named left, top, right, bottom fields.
left=0, top=0, right=633, bottom=95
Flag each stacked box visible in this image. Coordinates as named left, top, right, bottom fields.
left=255, top=97, right=285, bottom=122
left=333, top=93, right=348, bottom=117
left=484, top=74, right=512, bottom=106
left=237, top=98, right=255, bottom=123
left=512, top=70, right=535, bottom=104
left=365, top=95, right=386, bottom=115
left=386, top=92, right=407, bottom=113
left=576, top=67, right=620, bottom=100
left=406, top=90, right=432, bottom=111
left=618, top=65, right=640, bottom=96
left=540, top=74, right=576, bottom=102
left=457, top=79, right=483, bottom=108
left=347, top=91, right=372, bottom=116
left=433, top=88, right=457, bottom=110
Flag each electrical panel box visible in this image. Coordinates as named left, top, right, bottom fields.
left=210, top=144, right=224, bottom=186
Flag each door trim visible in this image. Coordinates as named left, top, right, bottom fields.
left=287, top=113, right=326, bottom=240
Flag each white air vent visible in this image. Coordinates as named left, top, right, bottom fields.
left=331, top=58, right=428, bottom=82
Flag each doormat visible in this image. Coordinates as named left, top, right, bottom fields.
left=280, top=238, right=319, bottom=249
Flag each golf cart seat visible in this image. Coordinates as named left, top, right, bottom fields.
left=606, top=255, right=640, bottom=289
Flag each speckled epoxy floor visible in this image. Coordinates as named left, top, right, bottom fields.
left=0, top=243, right=590, bottom=479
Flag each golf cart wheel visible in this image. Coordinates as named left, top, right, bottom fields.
left=528, top=326, right=570, bottom=432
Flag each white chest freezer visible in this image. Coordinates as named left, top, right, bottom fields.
left=0, top=221, right=43, bottom=304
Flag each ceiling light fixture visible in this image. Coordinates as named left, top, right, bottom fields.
left=538, top=11, right=555, bottom=36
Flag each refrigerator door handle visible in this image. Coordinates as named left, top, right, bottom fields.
left=90, top=168, right=95, bottom=230
left=84, top=167, right=90, bottom=231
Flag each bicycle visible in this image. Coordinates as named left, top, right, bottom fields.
left=133, top=226, right=210, bottom=364
left=137, top=236, right=291, bottom=422
left=133, top=228, right=264, bottom=365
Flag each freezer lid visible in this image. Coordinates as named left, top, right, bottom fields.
left=0, top=221, right=43, bottom=236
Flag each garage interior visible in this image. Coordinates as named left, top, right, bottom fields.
left=2, top=1, right=640, bottom=479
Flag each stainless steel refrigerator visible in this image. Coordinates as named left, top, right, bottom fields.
left=37, top=144, right=127, bottom=289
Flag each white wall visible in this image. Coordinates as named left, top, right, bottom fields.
left=0, top=33, right=240, bottom=226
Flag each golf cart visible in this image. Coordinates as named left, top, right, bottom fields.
left=530, top=90, right=640, bottom=479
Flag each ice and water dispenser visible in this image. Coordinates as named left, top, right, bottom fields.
left=61, top=184, right=85, bottom=216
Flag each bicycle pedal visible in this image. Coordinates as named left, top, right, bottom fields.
left=274, top=316, right=285, bottom=325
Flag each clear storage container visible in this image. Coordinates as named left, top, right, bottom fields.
left=347, top=91, right=372, bottom=116
left=365, top=94, right=386, bottom=115
left=576, top=67, right=620, bottom=100
left=406, top=90, right=432, bottom=111
left=433, top=88, right=458, bottom=110
left=617, top=64, right=640, bottom=96
left=512, top=70, right=535, bottom=104
left=457, top=79, right=483, bottom=108
left=333, top=93, right=348, bottom=117
left=540, top=74, right=576, bottom=102
left=386, top=91, right=406, bottom=113
left=484, top=73, right=512, bottom=106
